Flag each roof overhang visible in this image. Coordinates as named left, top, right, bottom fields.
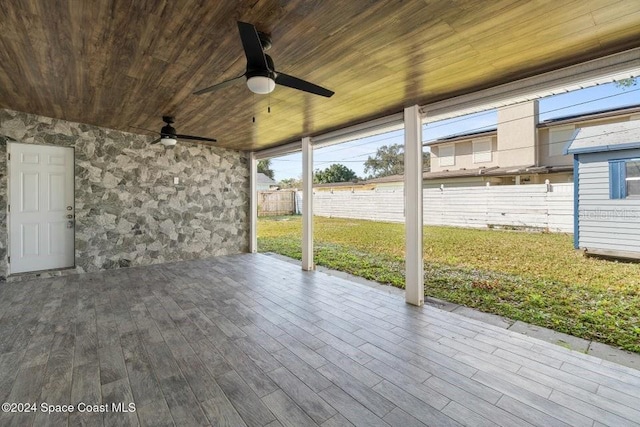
left=1, top=2, right=640, bottom=151
left=423, top=129, right=497, bottom=147
left=421, top=47, right=640, bottom=124
left=567, top=141, right=640, bottom=155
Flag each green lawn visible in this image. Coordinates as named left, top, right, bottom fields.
left=258, top=216, right=640, bottom=352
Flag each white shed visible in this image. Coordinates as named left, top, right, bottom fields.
left=566, top=121, right=640, bottom=259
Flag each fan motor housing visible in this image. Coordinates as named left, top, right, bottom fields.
left=246, top=54, right=277, bottom=80
left=160, top=124, right=176, bottom=137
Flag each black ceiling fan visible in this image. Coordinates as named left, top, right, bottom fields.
left=150, top=116, right=217, bottom=147
left=194, top=21, right=334, bottom=98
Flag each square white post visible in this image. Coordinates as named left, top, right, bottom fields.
left=404, top=105, right=424, bottom=306
left=249, top=152, right=258, bottom=253
left=302, top=136, right=314, bottom=271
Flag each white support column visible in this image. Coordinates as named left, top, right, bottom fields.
left=301, top=136, right=314, bottom=271
left=404, top=105, right=424, bottom=306
left=249, top=152, right=258, bottom=253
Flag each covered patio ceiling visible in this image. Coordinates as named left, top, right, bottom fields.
left=1, top=1, right=639, bottom=151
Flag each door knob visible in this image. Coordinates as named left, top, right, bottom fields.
left=67, top=206, right=73, bottom=210
left=67, top=214, right=73, bottom=219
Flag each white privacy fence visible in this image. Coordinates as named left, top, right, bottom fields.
left=309, top=183, right=574, bottom=232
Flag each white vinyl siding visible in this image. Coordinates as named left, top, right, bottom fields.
left=549, top=125, right=574, bottom=157
left=577, top=148, right=640, bottom=255
left=472, top=139, right=492, bottom=163
left=438, top=144, right=455, bottom=167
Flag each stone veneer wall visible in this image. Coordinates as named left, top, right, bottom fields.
left=0, top=109, right=249, bottom=280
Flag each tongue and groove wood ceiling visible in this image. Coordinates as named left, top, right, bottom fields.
left=1, top=1, right=639, bottom=151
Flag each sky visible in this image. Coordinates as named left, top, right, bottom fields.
left=269, top=80, right=640, bottom=181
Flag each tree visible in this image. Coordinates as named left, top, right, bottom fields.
left=257, top=159, right=275, bottom=179
left=364, top=144, right=403, bottom=178
left=614, top=77, right=638, bottom=90
left=364, top=143, right=431, bottom=178
left=278, top=177, right=302, bottom=189
left=314, top=164, right=358, bottom=184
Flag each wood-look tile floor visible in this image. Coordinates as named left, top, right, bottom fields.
left=0, top=253, right=639, bottom=427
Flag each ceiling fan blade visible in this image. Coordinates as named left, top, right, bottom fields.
left=275, top=72, right=334, bottom=97
left=176, top=134, right=217, bottom=143
left=193, top=74, right=245, bottom=95
left=150, top=137, right=162, bottom=144
left=237, top=21, right=269, bottom=71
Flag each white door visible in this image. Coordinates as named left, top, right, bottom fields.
left=9, top=143, right=75, bottom=274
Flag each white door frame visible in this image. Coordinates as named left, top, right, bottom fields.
left=7, top=142, right=76, bottom=275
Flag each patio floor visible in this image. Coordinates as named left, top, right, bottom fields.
left=0, top=253, right=639, bottom=427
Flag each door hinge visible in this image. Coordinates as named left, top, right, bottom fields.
left=7, top=204, right=9, bottom=213
left=7, top=256, right=9, bottom=263
left=7, top=153, right=10, bottom=161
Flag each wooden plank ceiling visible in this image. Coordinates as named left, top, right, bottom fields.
left=1, top=0, right=639, bottom=151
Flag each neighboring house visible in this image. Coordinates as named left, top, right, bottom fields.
left=567, top=121, right=640, bottom=260
left=313, top=103, right=640, bottom=193
left=256, top=172, right=277, bottom=191
left=425, top=103, right=640, bottom=188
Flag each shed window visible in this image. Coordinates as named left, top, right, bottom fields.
left=438, top=144, right=455, bottom=167
left=626, top=161, right=640, bottom=197
left=610, top=159, right=640, bottom=199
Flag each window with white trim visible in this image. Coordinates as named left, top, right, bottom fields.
left=626, top=160, right=640, bottom=197
left=472, top=138, right=492, bottom=163
left=549, top=125, right=574, bottom=157
left=609, top=159, right=640, bottom=199
left=438, top=144, right=455, bottom=167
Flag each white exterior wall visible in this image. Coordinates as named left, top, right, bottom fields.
left=539, top=115, right=640, bottom=168
left=497, top=100, right=538, bottom=167
left=311, top=183, right=573, bottom=232
left=577, top=149, right=640, bottom=254
left=430, top=136, right=498, bottom=173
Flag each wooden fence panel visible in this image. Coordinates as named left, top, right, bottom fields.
left=258, top=190, right=297, bottom=216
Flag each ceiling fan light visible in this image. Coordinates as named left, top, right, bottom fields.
left=160, top=137, right=177, bottom=146
left=247, top=76, right=275, bottom=94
